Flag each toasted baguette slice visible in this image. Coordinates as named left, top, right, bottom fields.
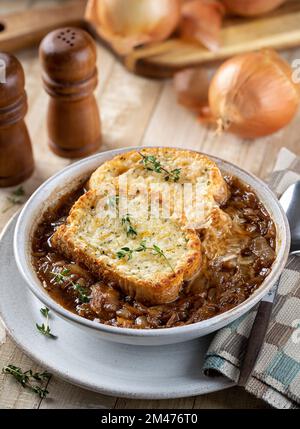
left=51, top=188, right=201, bottom=305
left=88, top=148, right=229, bottom=229
left=89, top=147, right=229, bottom=205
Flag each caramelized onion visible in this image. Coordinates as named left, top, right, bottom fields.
left=251, top=236, right=275, bottom=265
left=85, top=0, right=181, bottom=55
left=90, top=283, right=121, bottom=318
left=66, top=263, right=93, bottom=281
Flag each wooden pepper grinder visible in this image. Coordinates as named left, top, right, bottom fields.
left=39, top=27, right=101, bottom=158
left=0, top=53, right=34, bottom=187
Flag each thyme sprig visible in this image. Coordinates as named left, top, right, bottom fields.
left=116, top=241, right=146, bottom=260
left=2, top=186, right=26, bottom=213
left=121, top=213, right=137, bottom=238
left=117, top=240, right=175, bottom=273
left=51, top=268, right=90, bottom=304
left=139, top=152, right=181, bottom=182
left=2, top=365, right=51, bottom=398
left=72, top=283, right=90, bottom=303
left=40, top=307, right=50, bottom=318
left=36, top=307, right=57, bottom=339
left=52, top=268, right=71, bottom=283
left=151, top=244, right=175, bottom=273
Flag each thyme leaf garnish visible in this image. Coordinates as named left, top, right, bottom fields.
left=139, top=152, right=181, bottom=182
left=36, top=307, right=57, bottom=339
left=2, top=186, right=26, bottom=213
left=51, top=269, right=90, bottom=304
left=72, top=283, right=90, bottom=303
left=121, top=213, right=137, bottom=237
left=151, top=244, right=175, bottom=273
left=52, top=268, right=70, bottom=283
left=116, top=240, right=174, bottom=272
left=40, top=307, right=50, bottom=318
left=36, top=323, right=56, bottom=338
left=116, top=247, right=134, bottom=260
left=2, top=365, right=51, bottom=398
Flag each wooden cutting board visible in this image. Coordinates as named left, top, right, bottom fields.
left=126, top=0, right=300, bottom=77
left=1, top=0, right=300, bottom=78
left=0, top=0, right=87, bottom=52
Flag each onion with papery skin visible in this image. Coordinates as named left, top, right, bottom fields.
left=85, top=0, right=181, bottom=55
left=208, top=49, right=300, bottom=139
left=180, top=0, right=225, bottom=52
left=174, top=67, right=211, bottom=113
left=222, top=0, right=286, bottom=17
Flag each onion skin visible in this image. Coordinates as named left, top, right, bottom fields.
left=180, top=0, right=225, bottom=52
left=222, top=0, right=286, bottom=17
left=208, top=49, right=300, bottom=139
left=174, top=67, right=211, bottom=113
left=85, top=0, right=181, bottom=55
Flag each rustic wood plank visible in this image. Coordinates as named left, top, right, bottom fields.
left=0, top=0, right=86, bottom=53
left=0, top=337, right=44, bottom=409
left=193, top=387, right=268, bottom=409
left=99, top=62, right=162, bottom=152
left=39, top=380, right=116, bottom=409
left=0, top=0, right=33, bottom=15
left=115, top=397, right=195, bottom=409
left=115, top=387, right=268, bottom=409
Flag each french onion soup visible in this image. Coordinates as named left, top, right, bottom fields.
left=32, top=149, right=276, bottom=329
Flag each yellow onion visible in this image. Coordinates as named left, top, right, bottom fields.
left=85, top=0, right=181, bottom=55
left=180, top=0, right=225, bottom=52
left=208, top=49, right=300, bottom=138
left=174, top=67, right=211, bottom=113
left=222, top=0, right=286, bottom=17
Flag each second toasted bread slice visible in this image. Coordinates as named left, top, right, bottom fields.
left=88, top=148, right=229, bottom=229
left=89, top=148, right=228, bottom=204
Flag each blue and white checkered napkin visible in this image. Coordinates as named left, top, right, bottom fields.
left=204, top=148, right=300, bottom=409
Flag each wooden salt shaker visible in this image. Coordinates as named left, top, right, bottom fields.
left=0, top=53, right=34, bottom=187
left=39, top=28, right=101, bottom=158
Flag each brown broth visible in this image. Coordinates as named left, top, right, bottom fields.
left=31, top=176, right=276, bottom=329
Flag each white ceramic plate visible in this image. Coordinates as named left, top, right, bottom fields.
left=0, top=215, right=233, bottom=399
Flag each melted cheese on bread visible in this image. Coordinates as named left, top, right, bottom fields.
left=89, top=148, right=229, bottom=230
left=52, top=187, right=201, bottom=305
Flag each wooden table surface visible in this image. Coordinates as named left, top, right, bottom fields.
left=1, top=0, right=299, bottom=410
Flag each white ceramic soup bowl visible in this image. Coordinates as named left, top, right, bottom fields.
left=14, top=146, right=290, bottom=346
